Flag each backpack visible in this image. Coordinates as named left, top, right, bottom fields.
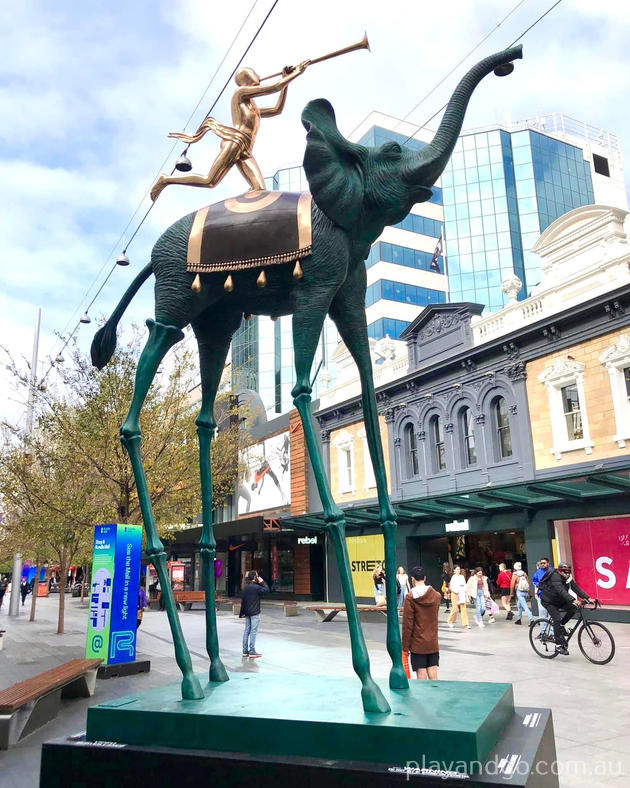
left=517, top=574, right=529, bottom=592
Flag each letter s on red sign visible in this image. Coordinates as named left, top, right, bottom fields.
left=595, top=556, right=615, bottom=589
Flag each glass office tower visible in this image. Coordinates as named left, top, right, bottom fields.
left=442, top=113, right=624, bottom=311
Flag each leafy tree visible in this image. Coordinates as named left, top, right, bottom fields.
left=0, top=327, right=241, bottom=632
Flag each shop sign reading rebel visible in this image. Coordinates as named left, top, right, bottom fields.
left=86, top=524, right=143, bottom=664
left=297, top=535, right=318, bottom=545
left=569, top=518, right=630, bottom=606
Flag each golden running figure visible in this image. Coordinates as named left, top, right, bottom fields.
left=150, top=61, right=310, bottom=201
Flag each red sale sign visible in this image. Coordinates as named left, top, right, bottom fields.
left=569, top=518, right=630, bottom=605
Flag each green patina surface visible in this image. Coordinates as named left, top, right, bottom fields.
left=87, top=674, right=514, bottom=770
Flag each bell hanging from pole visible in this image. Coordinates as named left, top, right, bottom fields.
left=494, top=62, right=514, bottom=77
left=80, top=312, right=91, bottom=324
left=175, top=151, right=193, bottom=172
left=116, top=252, right=130, bottom=266
left=55, top=354, right=64, bottom=364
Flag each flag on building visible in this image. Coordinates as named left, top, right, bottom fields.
left=429, top=236, right=442, bottom=273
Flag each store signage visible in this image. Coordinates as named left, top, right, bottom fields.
left=346, top=534, right=384, bottom=597
left=86, top=524, right=142, bottom=665
left=297, top=536, right=318, bottom=545
left=445, top=519, right=470, bottom=533
left=569, top=518, right=630, bottom=606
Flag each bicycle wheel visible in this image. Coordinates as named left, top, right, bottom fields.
left=578, top=621, right=615, bottom=665
left=529, top=619, right=558, bottom=659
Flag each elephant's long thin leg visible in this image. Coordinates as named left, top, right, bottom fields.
left=330, top=266, right=409, bottom=691
left=192, top=309, right=242, bottom=683
left=292, top=290, right=390, bottom=714
left=121, top=318, right=203, bottom=701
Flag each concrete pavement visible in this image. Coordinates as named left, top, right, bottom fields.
left=0, top=595, right=628, bottom=787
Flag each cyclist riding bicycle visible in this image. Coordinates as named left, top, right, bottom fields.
left=537, top=561, right=594, bottom=656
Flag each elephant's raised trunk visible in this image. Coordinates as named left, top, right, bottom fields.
left=404, top=45, right=523, bottom=188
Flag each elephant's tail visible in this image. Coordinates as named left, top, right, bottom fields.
left=90, top=262, right=153, bottom=369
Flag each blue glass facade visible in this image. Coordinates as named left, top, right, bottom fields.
left=366, top=241, right=444, bottom=273
left=367, top=318, right=410, bottom=340
left=443, top=128, right=595, bottom=311
left=366, top=280, right=447, bottom=308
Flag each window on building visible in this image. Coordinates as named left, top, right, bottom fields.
left=561, top=384, right=583, bottom=441
left=494, top=397, right=513, bottom=459
left=460, top=407, right=477, bottom=466
left=358, top=428, right=376, bottom=490
left=598, top=335, right=630, bottom=447
left=538, top=358, right=593, bottom=459
left=332, top=430, right=355, bottom=495
left=430, top=416, right=446, bottom=472
left=404, top=423, right=419, bottom=477
left=593, top=154, right=610, bottom=177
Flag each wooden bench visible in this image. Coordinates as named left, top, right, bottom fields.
left=305, top=605, right=387, bottom=623
left=154, top=592, right=231, bottom=611
left=0, top=658, right=101, bottom=749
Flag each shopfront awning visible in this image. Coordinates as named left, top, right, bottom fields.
left=280, top=469, right=630, bottom=531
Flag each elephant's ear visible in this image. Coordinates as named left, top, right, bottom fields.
left=301, top=99, right=365, bottom=229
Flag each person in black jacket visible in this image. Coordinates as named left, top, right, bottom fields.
left=538, top=561, right=593, bottom=655
left=239, top=570, right=269, bottom=658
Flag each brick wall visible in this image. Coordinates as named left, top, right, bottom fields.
left=289, top=409, right=308, bottom=515
left=526, top=326, right=630, bottom=470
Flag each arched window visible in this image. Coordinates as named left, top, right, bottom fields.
left=460, top=407, right=477, bottom=466
left=494, top=397, right=513, bottom=459
left=404, top=423, right=419, bottom=477
left=430, top=415, right=446, bottom=472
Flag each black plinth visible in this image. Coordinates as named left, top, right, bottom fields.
left=97, top=660, right=151, bottom=679
left=40, top=707, right=558, bottom=788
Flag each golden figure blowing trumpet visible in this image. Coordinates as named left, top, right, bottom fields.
left=150, top=34, right=370, bottom=201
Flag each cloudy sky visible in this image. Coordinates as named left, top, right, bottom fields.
left=1, top=0, right=629, bottom=426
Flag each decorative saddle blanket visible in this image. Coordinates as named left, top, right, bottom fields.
left=186, top=190, right=312, bottom=274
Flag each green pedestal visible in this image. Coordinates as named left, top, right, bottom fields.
left=87, top=673, right=513, bottom=772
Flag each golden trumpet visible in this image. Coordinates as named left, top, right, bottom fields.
left=260, top=33, right=370, bottom=81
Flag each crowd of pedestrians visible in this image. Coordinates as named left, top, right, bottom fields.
left=398, top=554, right=596, bottom=679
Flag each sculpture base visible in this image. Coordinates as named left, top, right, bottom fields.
left=41, top=706, right=557, bottom=787
left=84, top=673, right=514, bottom=769
left=97, top=660, right=151, bottom=680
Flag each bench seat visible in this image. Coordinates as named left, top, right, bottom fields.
left=305, top=605, right=387, bottom=622
left=0, top=658, right=101, bottom=749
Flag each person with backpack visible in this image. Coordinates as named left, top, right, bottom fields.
left=537, top=561, right=593, bottom=655
left=510, top=562, right=533, bottom=625
left=496, top=563, right=513, bottom=619
left=239, top=570, right=269, bottom=658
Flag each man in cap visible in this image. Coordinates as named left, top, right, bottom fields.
left=537, top=561, right=593, bottom=655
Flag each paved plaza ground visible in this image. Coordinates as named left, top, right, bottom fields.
left=0, top=595, right=628, bottom=787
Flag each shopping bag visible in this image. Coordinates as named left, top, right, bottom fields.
left=485, top=598, right=499, bottom=616
left=401, top=650, right=410, bottom=679
left=375, top=593, right=386, bottom=606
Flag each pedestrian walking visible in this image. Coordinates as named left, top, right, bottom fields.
left=466, top=567, right=494, bottom=628
left=532, top=558, right=552, bottom=619
left=440, top=562, right=452, bottom=614
left=0, top=576, right=7, bottom=610
left=239, top=570, right=269, bottom=658
left=396, top=566, right=410, bottom=608
left=20, top=577, right=29, bottom=606
left=137, top=585, right=147, bottom=628
left=510, top=562, right=533, bottom=625
left=496, top=563, right=513, bottom=620
left=372, top=563, right=386, bottom=605
left=401, top=566, right=441, bottom=680
left=447, top=566, right=470, bottom=629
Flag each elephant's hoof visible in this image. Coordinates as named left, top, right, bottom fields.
left=209, top=659, right=229, bottom=683
left=181, top=673, right=204, bottom=700
left=389, top=664, right=409, bottom=690
left=361, top=679, right=391, bottom=714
